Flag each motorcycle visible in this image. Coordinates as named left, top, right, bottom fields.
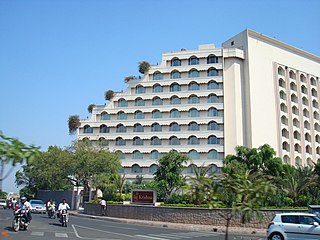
left=12, top=209, right=29, bottom=231
left=47, top=205, right=56, bottom=219
left=59, top=209, right=68, bottom=227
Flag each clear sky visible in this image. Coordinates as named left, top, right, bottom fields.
left=1, top=0, right=319, bottom=193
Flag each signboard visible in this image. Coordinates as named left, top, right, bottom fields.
left=131, top=190, right=156, bottom=204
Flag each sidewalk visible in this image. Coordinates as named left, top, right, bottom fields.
left=69, top=210, right=267, bottom=237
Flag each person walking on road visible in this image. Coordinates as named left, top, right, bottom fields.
left=100, top=198, right=106, bottom=216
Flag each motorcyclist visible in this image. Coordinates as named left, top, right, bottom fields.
left=47, top=199, right=55, bottom=216
left=57, top=199, right=70, bottom=220
left=18, top=197, right=31, bottom=224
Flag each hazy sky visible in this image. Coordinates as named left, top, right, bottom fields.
left=1, top=0, right=319, bottom=193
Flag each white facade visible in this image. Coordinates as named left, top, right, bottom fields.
left=78, top=29, right=320, bottom=178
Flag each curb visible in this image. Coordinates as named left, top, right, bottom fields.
left=69, top=211, right=267, bottom=237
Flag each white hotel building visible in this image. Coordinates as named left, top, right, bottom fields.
left=78, top=29, right=320, bottom=179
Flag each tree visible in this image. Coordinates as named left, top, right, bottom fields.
left=87, top=104, right=95, bottom=113
left=68, top=115, right=80, bottom=135
left=187, top=163, right=212, bottom=205
left=0, top=132, right=40, bottom=192
left=15, top=146, right=72, bottom=194
left=153, top=150, right=188, bottom=201
left=112, top=173, right=126, bottom=200
left=104, top=90, right=114, bottom=101
left=124, top=76, right=135, bottom=83
left=67, top=141, right=121, bottom=208
left=138, top=61, right=150, bottom=74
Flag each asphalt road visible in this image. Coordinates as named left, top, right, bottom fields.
left=0, top=209, right=265, bottom=240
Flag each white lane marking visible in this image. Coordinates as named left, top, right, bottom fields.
left=135, top=235, right=169, bottom=240
left=31, top=232, right=45, bottom=236
left=150, top=233, right=181, bottom=239
left=71, top=224, right=124, bottom=240
left=55, top=233, right=68, bottom=238
left=99, top=224, right=137, bottom=230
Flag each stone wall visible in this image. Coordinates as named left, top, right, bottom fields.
left=83, top=203, right=308, bottom=228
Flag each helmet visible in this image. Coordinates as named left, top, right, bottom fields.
left=20, top=197, right=27, bottom=201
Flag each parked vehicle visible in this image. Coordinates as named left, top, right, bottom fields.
left=0, top=199, right=7, bottom=209
left=12, top=209, right=29, bottom=231
left=59, top=209, right=69, bottom=227
left=267, top=212, right=320, bottom=240
left=29, top=199, right=46, bottom=214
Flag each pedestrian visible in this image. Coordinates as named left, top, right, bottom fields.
left=100, top=198, right=106, bottom=216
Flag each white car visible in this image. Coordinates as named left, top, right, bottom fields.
left=0, top=199, right=7, bottom=209
left=29, top=199, right=46, bottom=214
left=267, top=212, right=320, bottom=240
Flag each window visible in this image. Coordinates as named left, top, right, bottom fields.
left=305, top=133, right=311, bottom=141
left=301, top=85, right=307, bottom=94
left=306, top=145, right=312, bottom=154
left=289, top=70, right=296, bottom=80
left=207, top=68, right=219, bottom=76
left=294, top=144, right=301, bottom=153
left=188, top=56, right=199, bottom=65
left=153, top=71, right=163, bottom=80
left=300, top=74, right=306, bottom=83
left=169, top=136, right=180, bottom=145
left=169, top=122, right=180, bottom=131
left=304, top=121, right=310, bottom=130
left=151, top=136, right=161, bottom=145
left=118, top=98, right=128, bottom=107
left=150, top=151, right=161, bottom=160
left=208, top=107, right=219, bottom=117
left=208, top=164, right=218, bottom=173
left=281, top=215, right=299, bottom=224
left=188, top=122, right=200, bottom=131
left=278, top=67, right=285, bottom=76
left=282, top=142, right=290, bottom=151
left=171, top=70, right=181, bottom=79
left=279, top=78, right=285, bottom=88
left=208, top=121, right=219, bottom=130
left=188, top=82, right=200, bottom=90
left=136, top=85, right=145, bottom=94
left=153, top=84, right=163, bottom=93
left=313, top=100, right=319, bottom=108
left=314, top=111, right=320, bottom=120
left=188, top=136, right=199, bottom=145
left=171, top=58, right=181, bottom=66
left=152, top=110, right=162, bottom=118
left=281, top=129, right=289, bottom=138
left=170, top=96, right=181, bottom=104
left=293, top=118, right=300, bottom=127
left=99, top=124, right=109, bottom=133
left=98, top=137, right=108, bottom=147
left=207, top=81, right=221, bottom=89
left=134, top=110, right=144, bottom=119
left=303, top=109, right=309, bottom=118
left=133, top=123, right=144, bottom=132
left=170, top=83, right=181, bottom=92
left=83, top=125, right=93, bottom=134
left=290, top=82, right=297, bottom=91
left=280, top=103, right=287, bottom=113
left=208, top=94, right=220, bottom=103
left=133, top=137, right=143, bottom=146
left=208, top=135, right=219, bottom=144
left=132, top=164, right=142, bottom=173
left=188, top=69, right=199, bottom=78
left=208, top=150, right=218, bottom=159
left=149, top=164, right=159, bottom=173
left=311, top=77, right=317, bottom=86
left=312, top=88, right=318, bottom=97
left=316, top=123, right=320, bottom=131
left=207, top=55, right=218, bottom=64
left=135, top=97, right=145, bottom=106
left=116, top=151, right=125, bottom=160
left=302, top=97, right=309, bottom=106
left=280, top=91, right=286, bottom=100
left=188, top=108, right=200, bottom=117
left=188, top=150, right=200, bottom=160
left=116, top=124, right=126, bottom=132
left=188, top=95, right=200, bottom=104
left=152, top=97, right=163, bottom=105
left=100, top=112, right=110, bottom=120
left=283, top=155, right=290, bottom=164
left=294, top=131, right=300, bottom=140
left=292, top=106, right=299, bottom=115
left=281, top=116, right=288, bottom=125
left=117, top=111, right=127, bottom=120
left=151, top=123, right=162, bottom=132
left=115, top=137, right=126, bottom=146
left=291, top=94, right=298, bottom=103
left=170, top=109, right=181, bottom=118
left=187, top=164, right=196, bottom=173
left=133, top=151, right=143, bottom=159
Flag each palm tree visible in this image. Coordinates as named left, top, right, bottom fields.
left=104, top=90, right=114, bottom=101
left=68, top=115, right=80, bottom=135
left=138, top=61, right=150, bottom=74
left=87, top=104, right=95, bottom=113
left=188, top=163, right=212, bottom=205
left=113, top=173, right=126, bottom=200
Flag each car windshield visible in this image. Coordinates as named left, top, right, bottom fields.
left=30, top=200, right=44, bottom=205
left=314, top=216, right=320, bottom=223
